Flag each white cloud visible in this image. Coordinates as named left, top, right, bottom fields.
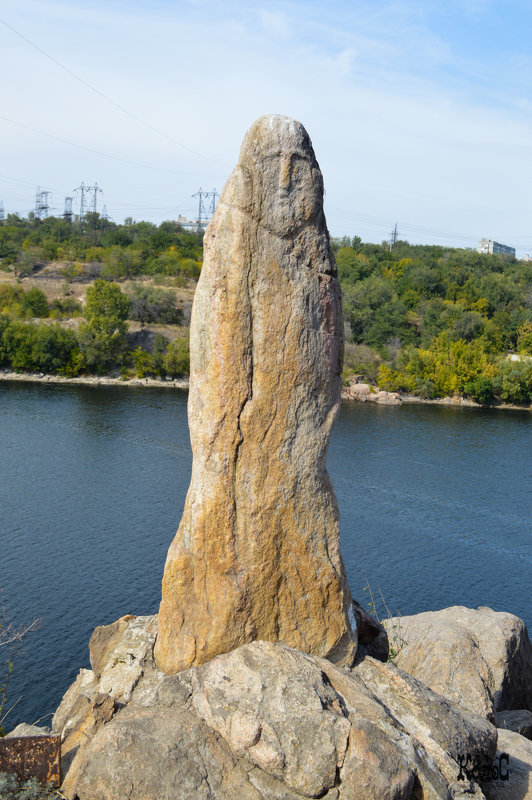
left=257, top=9, right=290, bottom=39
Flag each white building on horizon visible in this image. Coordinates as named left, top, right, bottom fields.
left=477, top=238, right=516, bottom=257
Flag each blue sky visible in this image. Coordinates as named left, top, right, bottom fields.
left=1, top=0, right=531, bottom=254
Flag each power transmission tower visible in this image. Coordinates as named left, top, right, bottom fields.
left=35, top=187, right=51, bottom=220
left=101, top=204, right=109, bottom=221
left=192, top=187, right=219, bottom=230
left=209, top=188, right=219, bottom=216
left=0, top=201, right=4, bottom=223
left=89, top=182, right=103, bottom=213
left=73, top=182, right=89, bottom=221
left=192, top=188, right=209, bottom=229
left=389, top=223, right=398, bottom=251
left=63, top=197, right=74, bottom=223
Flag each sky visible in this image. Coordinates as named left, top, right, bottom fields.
left=1, top=0, right=531, bottom=255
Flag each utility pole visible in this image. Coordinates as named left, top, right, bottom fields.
left=63, top=197, right=73, bottom=223
left=0, top=201, right=4, bottom=223
left=389, top=223, right=398, bottom=251
left=73, top=182, right=89, bottom=221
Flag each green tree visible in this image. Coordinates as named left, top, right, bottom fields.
left=84, top=279, right=131, bottom=321
left=492, top=360, right=532, bottom=404
left=463, top=376, right=494, bottom=404
left=163, top=336, right=189, bottom=376
left=21, top=287, right=49, bottom=318
left=131, top=346, right=155, bottom=378
left=79, top=280, right=130, bottom=372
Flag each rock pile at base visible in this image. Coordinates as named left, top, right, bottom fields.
left=155, top=114, right=356, bottom=674
left=50, top=613, right=498, bottom=800
left=11, top=606, right=532, bottom=798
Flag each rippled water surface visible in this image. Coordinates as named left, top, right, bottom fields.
left=1, top=382, right=530, bottom=729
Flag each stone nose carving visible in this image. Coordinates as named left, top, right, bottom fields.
left=154, top=114, right=357, bottom=674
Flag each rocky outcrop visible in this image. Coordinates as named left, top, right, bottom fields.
left=342, top=380, right=401, bottom=405
left=383, top=606, right=532, bottom=721
left=51, top=614, right=498, bottom=800
left=155, top=114, right=356, bottom=674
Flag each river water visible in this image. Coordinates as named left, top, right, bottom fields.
left=0, top=382, right=530, bottom=729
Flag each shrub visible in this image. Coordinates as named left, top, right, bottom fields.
left=127, top=285, right=183, bottom=325
left=463, top=376, right=494, bottom=404
left=492, top=360, right=532, bottom=404
left=163, top=337, right=189, bottom=376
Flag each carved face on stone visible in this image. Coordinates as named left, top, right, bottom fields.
left=231, top=114, right=324, bottom=237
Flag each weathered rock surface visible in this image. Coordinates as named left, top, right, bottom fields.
left=155, top=114, right=356, bottom=674
left=5, top=723, right=50, bottom=737
left=495, top=710, right=532, bottom=740
left=481, top=729, right=532, bottom=800
left=52, top=614, right=498, bottom=800
left=383, top=606, right=532, bottom=720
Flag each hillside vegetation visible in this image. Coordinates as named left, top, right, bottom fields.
left=337, top=236, right=532, bottom=404
left=1, top=214, right=531, bottom=404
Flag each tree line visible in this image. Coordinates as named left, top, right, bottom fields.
left=0, top=281, right=189, bottom=379
left=0, top=212, right=202, bottom=281
left=1, top=214, right=531, bottom=404
left=335, top=237, right=532, bottom=405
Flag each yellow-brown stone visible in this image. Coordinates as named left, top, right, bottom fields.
left=154, top=114, right=357, bottom=673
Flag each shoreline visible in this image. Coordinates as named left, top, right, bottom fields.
left=1, top=369, right=531, bottom=412
left=398, top=392, right=532, bottom=412
left=0, top=369, right=189, bottom=391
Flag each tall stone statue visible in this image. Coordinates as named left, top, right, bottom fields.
left=155, top=115, right=357, bottom=673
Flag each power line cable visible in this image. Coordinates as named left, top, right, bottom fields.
left=0, top=115, right=227, bottom=180
left=327, top=205, right=483, bottom=244
left=0, top=15, right=220, bottom=165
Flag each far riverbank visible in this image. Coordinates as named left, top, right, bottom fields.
left=1, top=368, right=531, bottom=412
left=0, top=369, right=189, bottom=391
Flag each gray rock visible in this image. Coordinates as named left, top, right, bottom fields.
left=90, top=614, right=157, bottom=704
left=6, top=722, right=51, bottom=737
left=383, top=606, right=532, bottom=720
left=57, top=630, right=498, bottom=800
left=88, top=613, right=137, bottom=677
left=481, top=728, right=532, bottom=800
left=187, top=641, right=352, bottom=797
left=52, top=667, right=98, bottom=736
left=495, top=710, right=532, bottom=740
left=354, top=657, right=496, bottom=798
left=75, top=705, right=262, bottom=800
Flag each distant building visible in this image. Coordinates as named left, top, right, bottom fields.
left=523, top=254, right=531, bottom=262
left=477, top=239, right=516, bottom=257
left=176, top=214, right=208, bottom=231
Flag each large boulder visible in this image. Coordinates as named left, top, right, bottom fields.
left=155, top=114, right=356, bottom=674
left=52, top=616, right=496, bottom=800
left=383, top=607, right=532, bottom=720
left=481, top=729, right=532, bottom=800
